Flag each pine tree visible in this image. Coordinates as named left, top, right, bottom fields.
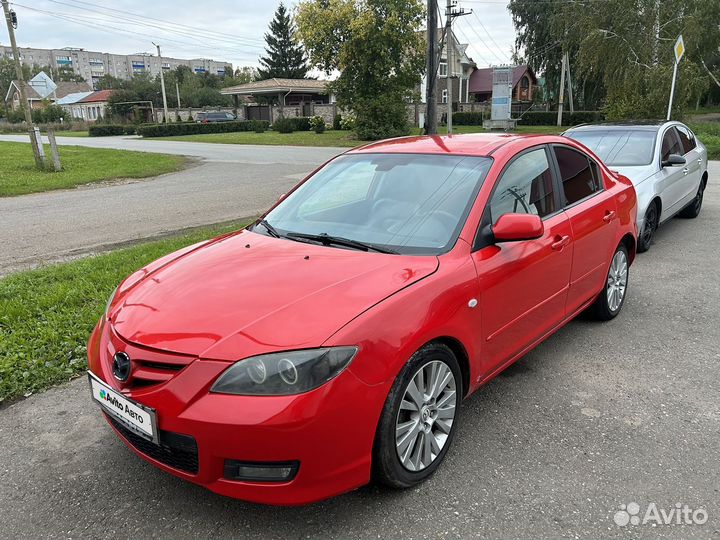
left=257, top=3, right=310, bottom=80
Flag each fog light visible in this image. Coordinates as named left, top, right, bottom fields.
left=223, top=460, right=299, bottom=482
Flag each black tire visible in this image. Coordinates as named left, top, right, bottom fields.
left=637, top=201, right=659, bottom=253
left=678, top=178, right=706, bottom=219
left=373, top=342, right=461, bottom=488
left=591, top=243, right=629, bottom=321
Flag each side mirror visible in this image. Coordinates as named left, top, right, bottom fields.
left=493, top=213, right=544, bottom=242
left=662, top=154, right=686, bottom=168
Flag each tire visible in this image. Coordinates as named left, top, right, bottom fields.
left=637, top=202, right=658, bottom=253
left=591, top=243, right=629, bottom=321
left=678, top=179, right=706, bottom=219
left=373, top=343, right=461, bottom=488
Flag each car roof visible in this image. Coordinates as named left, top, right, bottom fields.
left=348, top=133, right=569, bottom=157
left=565, top=120, right=673, bottom=132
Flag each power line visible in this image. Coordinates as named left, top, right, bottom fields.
left=12, top=4, right=262, bottom=59
left=471, top=10, right=511, bottom=61
left=42, top=0, right=265, bottom=46
left=457, top=13, right=506, bottom=64
left=452, top=22, right=490, bottom=66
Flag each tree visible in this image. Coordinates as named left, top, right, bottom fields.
left=257, top=2, right=310, bottom=80
left=296, top=0, right=425, bottom=140
left=510, top=0, right=720, bottom=117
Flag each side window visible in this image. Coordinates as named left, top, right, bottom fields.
left=490, top=148, right=555, bottom=222
left=661, top=128, right=683, bottom=161
left=554, top=146, right=601, bottom=206
left=676, top=126, right=696, bottom=154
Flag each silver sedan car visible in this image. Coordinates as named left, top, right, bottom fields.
left=564, top=121, right=708, bottom=252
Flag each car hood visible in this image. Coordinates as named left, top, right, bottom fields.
left=110, top=230, right=439, bottom=360
left=608, top=164, right=656, bottom=185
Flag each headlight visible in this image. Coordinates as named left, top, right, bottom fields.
left=210, top=347, right=358, bottom=396
left=104, top=286, right=118, bottom=317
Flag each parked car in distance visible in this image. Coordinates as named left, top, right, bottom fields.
left=564, top=121, right=708, bottom=252
left=196, top=111, right=237, bottom=123
left=87, top=134, right=637, bottom=505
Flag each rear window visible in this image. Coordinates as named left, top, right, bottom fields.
left=566, top=129, right=656, bottom=166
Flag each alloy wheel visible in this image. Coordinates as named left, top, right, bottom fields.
left=643, top=205, right=658, bottom=246
left=395, top=360, right=457, bottom=472
left=606, top=249, right=628, bottom=312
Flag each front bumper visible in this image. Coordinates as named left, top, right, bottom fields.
left=87, top=320, right=386, bottom=505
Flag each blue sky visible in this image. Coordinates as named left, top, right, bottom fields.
left=5, top=0, right=517, bottom=70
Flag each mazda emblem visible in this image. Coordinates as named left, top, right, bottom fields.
left=112, top=351, right=132, bottom=382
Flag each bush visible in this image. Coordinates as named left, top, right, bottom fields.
left=310, top=116, right=326, bottom=134
left=137, top=120, right=270, bottom=137
left=89, top=124, right=136, bottom=137
left=453, top=111, right=485, bottom=125
left=518, top=110, right=605, bottom=126
left=355, top=99, right=409, bottom=141
left=340, top=112, right=356, bottom=131
left=289, top=116, right=312, bottom=131
left=333, top=114, right=342, bottom=130
left=273, top=117, right=295, bottom=133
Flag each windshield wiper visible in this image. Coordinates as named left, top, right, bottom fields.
left=286, top=232, right=399, bottom=254
left=255, top=219, right=280, bottom=238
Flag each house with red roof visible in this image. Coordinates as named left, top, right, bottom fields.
left=468, top=64, right=537, bottom=104
left=57, top=89, right=114, bottom=121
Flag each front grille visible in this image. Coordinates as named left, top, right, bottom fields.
left=107, top=415, right=199, bottom=474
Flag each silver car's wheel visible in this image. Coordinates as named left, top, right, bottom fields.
left=395, top=360, right=457, bottom=472
left=606, top=249, right=628, bottom=312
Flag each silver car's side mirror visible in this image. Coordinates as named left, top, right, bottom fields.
left=662, top=154, right=686, bottom=168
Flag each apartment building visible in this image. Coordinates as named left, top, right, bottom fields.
left=0, top=45, right=232, bottom=88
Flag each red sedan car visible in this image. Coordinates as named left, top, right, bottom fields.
left=87, top=134, right=637, bottom=505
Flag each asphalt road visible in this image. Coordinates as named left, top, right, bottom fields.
left=0, top=164, right=717, bottom=539
left=0, top=135, right=343, bottom=275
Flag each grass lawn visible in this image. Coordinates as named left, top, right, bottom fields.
left=688, top=122, right=720, bottom=160
left=0, top=141, right=186, bottom=197
left=52, top=131, right=89, bottom=137
left=0, top=220, right=248, bottom=404
left=152, top=124, right=563, bottom=147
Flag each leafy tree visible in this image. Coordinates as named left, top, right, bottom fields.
left=257, top=2, right=310, bottom=80
left=55, top=66, right=86, bottom=83
left=296, top=0, right=425, bottom=140
left=510, top=0, right=720, bottom=117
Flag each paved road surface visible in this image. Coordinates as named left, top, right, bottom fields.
left=0, top=136, right=344, bottom=275
left=0, top=164, right=717, bottom=539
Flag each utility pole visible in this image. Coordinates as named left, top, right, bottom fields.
left=153, top=42, right=169, bottom=123
left=425, top=0, right=438, bottom=135
left=2, top=0, right=43, bottom=168
left=565, top=53, right=574, bottom=114
left=444, top=0, right=470, bottom=135
left=557, top=51, right=567, bottom=127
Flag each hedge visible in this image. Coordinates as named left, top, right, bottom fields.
left=89, top=125, right=137, bottom=137
left=453, top=111, right=485, bottom=125
left=289, top=117, right=312, bottom=131
left=273, top=117, right=295, bottom=133
left=518, top=111, right=605, bottom=126
left=137, top=120, right=270, bottom=138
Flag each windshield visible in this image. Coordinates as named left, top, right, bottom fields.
left=566, top=129, right=656, bottom=166
left=256, top=153, right=492, bottom=255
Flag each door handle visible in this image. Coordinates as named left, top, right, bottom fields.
left=683, top=168, right=689, bottom=175
left=603, top=210, right=616, bottom=223
left=551, top=235, right=570, bottom=251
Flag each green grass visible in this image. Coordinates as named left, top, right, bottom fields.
left=0, top=220, right=248, bottom=404
left=688, top=122, right=720, bottom=160
left=52, top=131, right=89, bottom=137
left=0, top=141, right=186, bottom=197
left=152, top=125, right=563, bottom=147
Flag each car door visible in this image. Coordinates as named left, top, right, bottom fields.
left=471, top=146, right=573, bottom=373
left=675, top=125, right=703, bottom=206
left=551, top=144, right=619, bottom=315
left=657, top=126, right=688, bottom=219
